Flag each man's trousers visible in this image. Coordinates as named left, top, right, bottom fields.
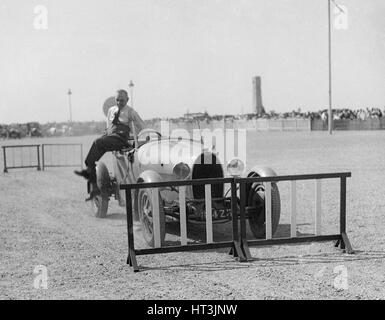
left=85, top=134, right=128, bottom=182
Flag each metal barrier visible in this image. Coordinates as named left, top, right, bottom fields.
left=311, top=118, right=385, bottom=130
left=121, top=172, right=353, bottom=272
left=121, top=178, right=245, bottom=272
left=41, top=143, right=83, bottom=170
left=2, top=145, right=41, bottom=173
left=235, top=172, right=353, bottom=260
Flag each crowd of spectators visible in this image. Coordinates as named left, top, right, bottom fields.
left=158, top=107, right=385, bottom=122
left=209, top=107, right=385, bottom=121
left=1, top=107, right=384, bottom=139
left=319, top=108, right=384, bottom=120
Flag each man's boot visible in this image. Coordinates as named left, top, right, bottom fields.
left=74, top=167, right=91, bottom=180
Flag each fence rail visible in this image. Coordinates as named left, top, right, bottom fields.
left=149, top=118, right=385, bottom=132
left=2, top=143, right=83, bottom=172
left=235, top=172, right=353, bottom=260
left=121, top=172, right=353, bottom=272
left=41, top=143, right=83, bottom=170
left=2, top=145, right=41, bottom=173
left=121, top=177, right=245, bottom=272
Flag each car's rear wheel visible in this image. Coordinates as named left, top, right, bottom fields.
left=92, top=194, right=109, bottom=218
left=91, top=162, right=111, bottom=218
left=138, top=188, right=166, bottom=247
left=248, top=182, right=281, bottom=239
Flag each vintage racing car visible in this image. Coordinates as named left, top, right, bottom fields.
left=89, top=127, right=281, bottom=247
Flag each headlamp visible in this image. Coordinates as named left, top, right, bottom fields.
left=173, top=162, right=190, bottom=179
left=227, top=158, right=245, bottom=176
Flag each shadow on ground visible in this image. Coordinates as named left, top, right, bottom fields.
left=104, top=212, right=127, bottom=220
left=163, top=221, right=314, bottom=246
left=137, top=250, right=385, bottom=272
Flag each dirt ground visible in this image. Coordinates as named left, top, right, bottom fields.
left=1, top=131, right=385, bottom=300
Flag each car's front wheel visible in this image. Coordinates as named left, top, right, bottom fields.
left=138, top=188, right=166, bottom=247
left=248, top=182, right=281, bottom=239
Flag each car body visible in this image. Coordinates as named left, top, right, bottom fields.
left=90, top=128, right=281, bottom=246
left=8, top=127, right=22, bottom=139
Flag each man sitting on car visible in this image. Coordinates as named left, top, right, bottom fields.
left=75, top=89, right=145, bottom=198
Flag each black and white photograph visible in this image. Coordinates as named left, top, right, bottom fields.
left=1, top=0, right=384, bottom=303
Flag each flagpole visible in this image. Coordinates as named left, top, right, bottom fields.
left=328, top=0, right=333, bottom=134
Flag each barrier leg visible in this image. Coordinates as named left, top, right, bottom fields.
left=341, top=233, right=354, bottom=254
left=37, top=145, right=41, bottom=171
left=3, top=147, right=8, bottom=173
left=229, top=180, right=246, bottom=261
left=125, top=189, right=139, bottom=272
left=41, top=145, right=45, bottom=171
left=239, top=181, right=251, bottom=261
left=334, top=239, right=340, bottom=247
left=339, top=177, right=354, bottom=254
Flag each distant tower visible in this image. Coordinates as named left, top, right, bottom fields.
left=252, top=76, right=265, bottom=115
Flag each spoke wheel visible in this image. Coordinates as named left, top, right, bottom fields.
left=138, top=188, right=165, bottom=247
left=92, top=193, right=109, bottom=218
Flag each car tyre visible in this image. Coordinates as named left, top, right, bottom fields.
left=138, top=188, right=166, bottom=247
left=91, top=162, right=111, bottom=218
left=248, top=182, right=281, bottom=239
left=92, top=194, right=109, bottom=218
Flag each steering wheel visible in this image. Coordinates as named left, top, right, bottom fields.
left=137, top=128, right=162, bottom=141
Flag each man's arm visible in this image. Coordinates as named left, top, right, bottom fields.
left=131, top=109, right=146, bottom=133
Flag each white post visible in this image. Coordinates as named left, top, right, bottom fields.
left=179, top=186, right=187, bottom=245
left=223, top=117, right=226, bottom=166
left=265, top=182, right=272, bottom=239
left=152, top=188, right=161, bottom=247
left=67, top=89, right=73, bottom=125
left=205, top=184, right=213, bottom=243
left=290, top=181, right=297, bottom=238
left=315, top=180, right=322, bottom=235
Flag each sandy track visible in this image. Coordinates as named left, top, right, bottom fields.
left=1, top=131, right=385, bottom=299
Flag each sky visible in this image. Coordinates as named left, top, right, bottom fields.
left=0, top=0, right=384, bottom=123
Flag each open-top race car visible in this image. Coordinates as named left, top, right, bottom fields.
left=88, top=125, right=281, bottom=247
left=89, top=95, right=281, bottom=247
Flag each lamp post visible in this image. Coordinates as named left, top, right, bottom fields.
left=128, top=80, right=138, bottom=144
left=129, top=80, right=134, bottom=109
left=67, top=89, right=73, bottom=124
